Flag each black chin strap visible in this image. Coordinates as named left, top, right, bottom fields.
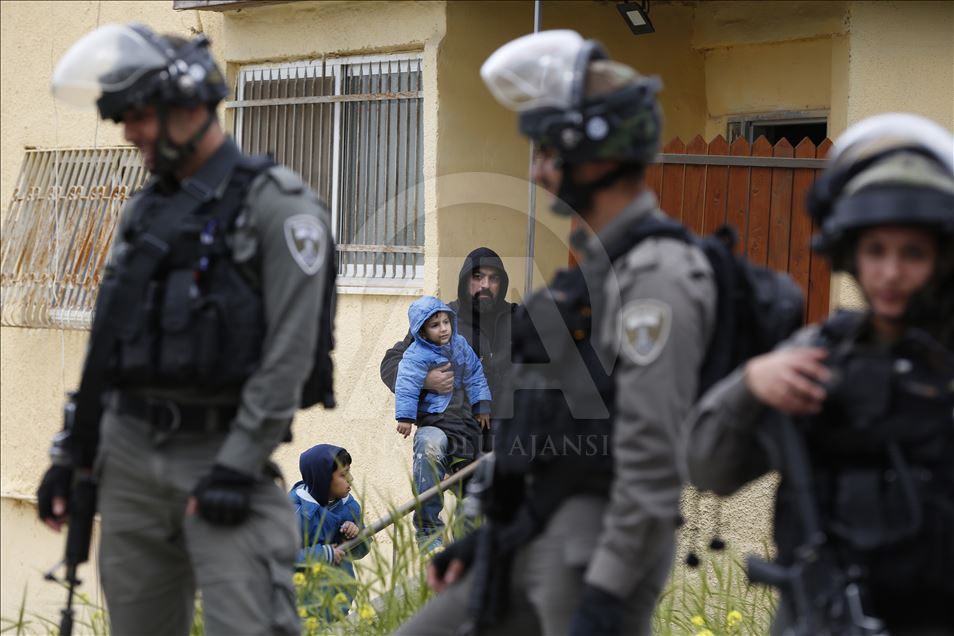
left=551, top=162, right=633, bottom=218
left=153, top=104, right=217, bottom=179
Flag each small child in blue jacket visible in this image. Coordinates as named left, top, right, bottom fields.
left=289, top=444, right=369, bottom=621
left=394, top=296, right=491, bottom=550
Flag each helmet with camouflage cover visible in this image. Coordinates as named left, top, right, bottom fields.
left=481, top=30, right=662, bottom=215
left=808, top=113, right=954, bottom=343
left=807, top=112, right=954, bottom=270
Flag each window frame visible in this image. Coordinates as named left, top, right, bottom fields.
left=726, top=109, right=829, bottom=144
left=229, top=52, right=425, bottom=293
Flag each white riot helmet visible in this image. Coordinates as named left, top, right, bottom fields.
left=481, top=30, right=662, bottom=216
left=52, top=23, right=227, bottom=175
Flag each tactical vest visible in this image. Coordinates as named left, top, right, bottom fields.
left=774, top=312, right=954, bottom=623
left=107, top=157, right=271, bottom=392
left=497, top=262, right=618, bottom=498
left=493, top=213, right=804, bottom=528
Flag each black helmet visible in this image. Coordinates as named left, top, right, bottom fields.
left=53, top=23, right=227, bottom=123
left=807, top=113, right=954, bottom=271
left=482, top=30, right=662, bottom=215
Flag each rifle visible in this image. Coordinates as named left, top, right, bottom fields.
left=41, top=151, right=243, bottom=633
left=746, top=414, right=888, bottom=636
left=44, top=395, right=99, bottom=636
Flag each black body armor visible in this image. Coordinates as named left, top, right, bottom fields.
left=774, top=313, right=954, bottom=629
left=496, top=262, right=617, bottom=513
left=105, top=156, right=272, bottom=392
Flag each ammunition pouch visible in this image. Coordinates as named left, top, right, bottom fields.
left=772, top=315, right=954, bottom=628
left=108, top=155, right=271, bottom=392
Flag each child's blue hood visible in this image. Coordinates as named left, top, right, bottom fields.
left=298, top=444, right=344, bottom=507
left=408, top=296, right=457, bottom=349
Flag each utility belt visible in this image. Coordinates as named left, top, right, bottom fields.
left=115, top=392, right=236, bottom=435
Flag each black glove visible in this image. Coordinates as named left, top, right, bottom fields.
left=37, top=465, right=73, bottom=523
left=193, top=465, right=255, bottom=526
left=569, top=584, right=627, bottom=636
left=430, top=528, right=481, bottom=578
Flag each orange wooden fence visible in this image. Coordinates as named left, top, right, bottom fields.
left=643, top=134, right=832, bottom=324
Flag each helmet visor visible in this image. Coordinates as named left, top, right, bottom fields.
left=51, top=23, right=169, bottom=110
left=481, top=30, right=585, bottom=112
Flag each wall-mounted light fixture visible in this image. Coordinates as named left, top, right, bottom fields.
left=616, top=1, right=655, bottom=35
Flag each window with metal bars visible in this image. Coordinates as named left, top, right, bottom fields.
left=230, top=53, right=425, bottom=286
left=0, top=147, right=147, bottom=330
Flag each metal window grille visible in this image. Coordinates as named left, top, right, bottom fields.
left=229, top=53, right=425, bottom=285
left=1, top=148, right=147, bottom=330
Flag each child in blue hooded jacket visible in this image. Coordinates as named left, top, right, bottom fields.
left=394, top=296, right=491, bottom=550
left=289, top=444, right=370, bottom=621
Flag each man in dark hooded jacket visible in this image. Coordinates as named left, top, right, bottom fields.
left=381, top=247, right=518, bottom=431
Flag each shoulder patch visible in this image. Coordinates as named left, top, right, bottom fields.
left=621, top=299, right=672, bottom=366
left=284, top=214, right=326, bottom=275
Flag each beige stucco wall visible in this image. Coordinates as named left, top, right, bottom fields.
left=215, top=0, right=448, bottom=526
left=0, top=0, right=449, bottom=619
left=703, top=38, right=835, bottom=140
left=834, top=0, right=954, bottom=310
left=693, top=0, right=849, bottom=50
left=846, top=1, right=954, bottom=130
left=0, top=1, right=221, bottom=618
left=434, top=1, right=709, bottom=297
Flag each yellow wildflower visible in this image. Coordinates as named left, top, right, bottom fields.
left=691, top=615, right=706, bottom=627
left=696, top=630, right=715, bottom=636
left=311, top=563, right=324, bottom=575
left=333, top=592, right=348, bottom=605
left=304, top=617, right=318, bottom=632
left=358, top=604, right=377, bottom=622
left=727, top=610, right=743, bottom=627
left=297, top=607, right=308, bottom=618
left=293, top=572, right=306, bottom=586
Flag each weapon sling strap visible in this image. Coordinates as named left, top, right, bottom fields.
left=70, top=149, right=241, bottom=467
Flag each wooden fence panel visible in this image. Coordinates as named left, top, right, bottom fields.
left=725, top=137, right=752, bottom=256
left=643, top=134, right=833, bottom=323
left=790, top=138, right=818, bottom=321
left=767, top=138, right=794, bottom=275
left=660, top=137, right=686, bottom=222
left=561, top=136, right=833, bottom=321
left=682, top=135, right=707, bottom=232
left=747, top=137, right=774, bottom=267
left=807, top=140, right=833, bottom=323
left=702, top=135, right=729, bottom=236
left=645, top=162, right=662, bottom=199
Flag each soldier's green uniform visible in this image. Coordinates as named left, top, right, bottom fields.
left=395, top=191, right=715, bottom=636
left=38, top=24, right=332, bottom=636
left=95, top=146, right=330, bottom=636
left=683, top=114, right=954, bottom=636
left=396, top=30, right=716, bottom=636
left=582, top=193, right=715, bottom=609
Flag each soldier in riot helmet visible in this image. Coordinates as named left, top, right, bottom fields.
left=36, top=24, right=334, bottom=635
left=396, top=30, right=717, bottom=636
left=684, top=112, right=954, bottom=635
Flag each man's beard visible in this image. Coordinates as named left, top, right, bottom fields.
left=473, top=292, right=496, bottom=313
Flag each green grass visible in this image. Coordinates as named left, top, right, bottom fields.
left=654, top=547, right=778, bottom=636
left=4, top=495, right=776, bottom=635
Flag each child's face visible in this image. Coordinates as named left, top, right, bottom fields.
left=422, top=311, right=452, bottom=345
left=328, top=463, right=352, bottom=501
